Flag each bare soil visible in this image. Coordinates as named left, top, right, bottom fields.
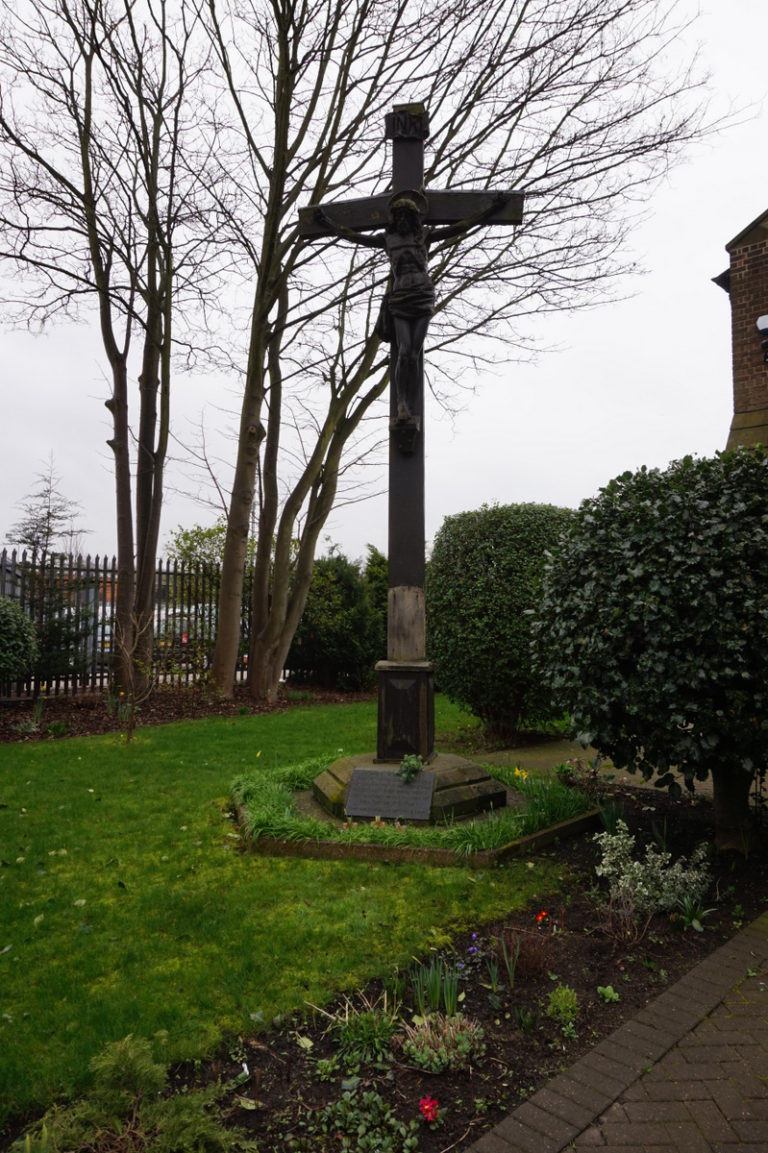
left=1, top=688, right=766, bottom=1153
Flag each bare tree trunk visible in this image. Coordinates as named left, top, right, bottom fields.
left=711, top=765, right=756, bottom=854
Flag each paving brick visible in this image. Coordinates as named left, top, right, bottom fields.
left=667, top=1060, right=735, bottom=1081
left=659, top=1121, right=713, bottom=1151
left=463, top=1131, right=512, bottom=1153
left=685, top=1099, right=740, bottom=1142
left=705, top=1077, right=755, bottom=1120
left=571, top=1128, right=607, bottom=1146
left=547, top=1071, right=614, bottom=1114
left=592, top=1035, right=656, bottom=1074
left=731, top=1118, right=768, bottom=1142
left=513, top=1100, right=578, bottom=1143
left=598, top=1121, right=670, bottom=1145
left=640, top=1079, right=714, bottom=1102
left=568, top=1050, right=633, bottom=1095
left=622, top=1099, right=692, bottom=1123
left=607, top=1022, right=671, bottom=1060
left=530, top=1085, right=598, bottom=1129
left=491, top=1114, right=553, bottom=1153
left=717, top=1062, right=766, bottom=1097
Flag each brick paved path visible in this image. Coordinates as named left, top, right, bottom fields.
left=466, top=911, right=768, bottom=1153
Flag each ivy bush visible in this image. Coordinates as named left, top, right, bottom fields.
left=0, top=596, right=38, bottom=683
left=426, top=503, right=573, bottom=738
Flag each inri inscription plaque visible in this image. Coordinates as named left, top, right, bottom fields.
left=345, top=768, right=435, bottom=822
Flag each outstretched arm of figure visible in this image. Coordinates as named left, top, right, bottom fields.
left=427, top=193, right=509, bottom=244
left=314, top=208, right=384, bottom=249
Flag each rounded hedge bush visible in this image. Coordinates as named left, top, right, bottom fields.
left=531, top=449, right=768, bottom=850
left=0, top=596, right=38, bottom=682
left=426, top=502, right=573, bottom=738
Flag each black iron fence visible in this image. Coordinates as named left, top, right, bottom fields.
left=0, top=549, right=249, bottom=699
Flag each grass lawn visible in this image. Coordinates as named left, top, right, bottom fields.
left=0, top=696, right=564, bottom=1126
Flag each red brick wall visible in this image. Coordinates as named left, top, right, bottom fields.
left=729, top=237, right=768, bottom=414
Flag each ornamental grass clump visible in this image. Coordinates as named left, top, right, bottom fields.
left=593, top=819, right=710, bottom=941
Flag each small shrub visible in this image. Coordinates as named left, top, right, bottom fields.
left=546, top=984, right=578, bottom=1029
left=399, top=1013, right=486, bottom=1072
left=593, top=819, right=710, bottom=940
left=0, top=596, right=38, bottom=682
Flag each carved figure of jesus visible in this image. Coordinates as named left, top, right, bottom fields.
left=317, top=190, right=489, bottom=426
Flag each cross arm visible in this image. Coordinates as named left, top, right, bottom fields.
left=298, top=189, right=524, bottom=240
left=298, top=194, right=391, bottom=240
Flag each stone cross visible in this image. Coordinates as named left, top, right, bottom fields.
left=299, top=102, right=523, bottom=762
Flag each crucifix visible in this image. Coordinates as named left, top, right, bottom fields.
left=299, top=102, right=523, bottom=764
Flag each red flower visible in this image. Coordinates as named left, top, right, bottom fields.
left=419, top=1096, right=440, bottom=1123
left=536, top=910, right=549, bottom=923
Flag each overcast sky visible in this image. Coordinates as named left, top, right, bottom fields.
left=2, top=0, right=767, bottom=565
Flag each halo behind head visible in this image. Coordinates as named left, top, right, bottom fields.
left=389, top=189, right=428, bottom=217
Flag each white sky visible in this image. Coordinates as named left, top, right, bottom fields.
left=2, top=1, right=767, bottom=565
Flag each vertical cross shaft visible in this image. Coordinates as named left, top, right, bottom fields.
left=375, top=103, right=435, bottom=762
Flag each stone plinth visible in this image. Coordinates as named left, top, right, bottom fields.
left=312, top=752, right=507, bottom=824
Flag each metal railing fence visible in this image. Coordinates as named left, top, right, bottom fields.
left=0, top=548, right=250, bottom=699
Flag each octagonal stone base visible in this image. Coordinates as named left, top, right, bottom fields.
left=313, top=752, right=507, bottom=825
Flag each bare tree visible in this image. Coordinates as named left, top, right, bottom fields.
left=0, top=0, right=227, bottom=689
left=204, top=0, right=711, bottom=701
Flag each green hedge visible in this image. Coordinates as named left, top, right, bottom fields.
left=426, top=503, right=572, bottom=738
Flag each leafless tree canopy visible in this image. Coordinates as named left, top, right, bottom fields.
left=0, top=0, right=711, bottom=697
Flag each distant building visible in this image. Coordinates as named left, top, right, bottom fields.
left=714, top=207, right=768, bottom=449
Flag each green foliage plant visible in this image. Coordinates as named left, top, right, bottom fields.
left=397, top=753, right=424, bottom=783
left=672, top=894, right=716, bottom=933
left=511, top=1007, right=537, bottom=1035
left=316, top=991, right=400, bottom=1070
left=593, top=820, right=710, bottom=941
left=0, top=595, right=38, bottom=682
left=14, top=1035, right=257, bottom=1153
left=597, top=985, right=620, bottom=1003
left=546, top=984, right=579, bottom=1033
left=426, top=502, right=574, bottom=739
left=400, top=1013, right=486, bottom=1072
left=285, top=1089, right=420, bottom=1153
left=409, top=955, right=443, bottom=1016
left=500, top=934, right=521, bottom=989
left=532, top=448, right=768, bottom=851
left=409, top=955, right=460, bottom=1016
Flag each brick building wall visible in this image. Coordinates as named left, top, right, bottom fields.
left=719, top=208, right=768, bottom=449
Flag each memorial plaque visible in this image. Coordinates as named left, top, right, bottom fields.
left=345, top=768, right=435, bottom=822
